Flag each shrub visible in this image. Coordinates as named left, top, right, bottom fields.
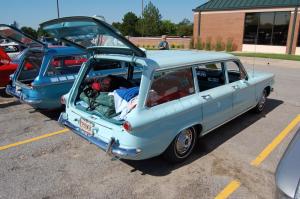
left=196, top=37, right=203, bottom=50
left=152, top=45, right=156, bottom=49
left=146, top=44, right=150, bottom=49
left=171, top=43, right=176, bottom=49
left=177, top=44, right=181, bottom=49
left=137, top=44, right=140, bottom=47
left=205, top=37, right=212, bottom=51
left=189, top=38, right=194, bottom=49
left=142, top=44, right=145, bottom=48
left=215, top=38, right=224, bottom=51
left=226, top=38, right=234, bottom=52
left=180, top=44, right=185, bottom=49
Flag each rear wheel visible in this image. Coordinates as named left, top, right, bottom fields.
left=254, top=89, right=267, bottom=113
left=163, top=127, right=197, bottom=163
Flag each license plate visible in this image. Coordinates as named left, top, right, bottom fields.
left=80, top=118, right=94, bottom=136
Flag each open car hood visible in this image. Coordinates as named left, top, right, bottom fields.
left=0, top=24, right=45, bottom=48
left=0, top=46, right=11, bottom=64
left=40, top=16, right=146, bottom=58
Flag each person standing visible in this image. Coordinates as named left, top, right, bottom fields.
left=158, top=35, right=169, bottom=50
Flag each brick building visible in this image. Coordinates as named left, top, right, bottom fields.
left=193, top=0, right=300, bottom=55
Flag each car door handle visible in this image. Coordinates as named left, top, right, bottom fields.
left=232, top=85, right=240, bottom=90
left=201, top=94, right=211, bottom=100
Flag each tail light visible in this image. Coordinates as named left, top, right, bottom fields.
left=123, top=121, right=132, bottom=132
left=60, top=95, right=66, bottom=105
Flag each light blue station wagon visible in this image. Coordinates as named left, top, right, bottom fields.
left=41, top=16, right=274, bottom=162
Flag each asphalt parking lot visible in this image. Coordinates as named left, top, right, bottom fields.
left=0, top=57, right=300, bottom=199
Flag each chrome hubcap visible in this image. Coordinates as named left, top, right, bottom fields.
left=175, top=129, right=193, bottom=155
left=258, top=91, right=266, bottom=110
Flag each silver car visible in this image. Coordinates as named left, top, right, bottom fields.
left=276, top=127, right=300, bottom=199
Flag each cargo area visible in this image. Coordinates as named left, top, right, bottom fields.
left=16, top=50, right=43, bottom=85
left=74, top=59, right=141, bottom=123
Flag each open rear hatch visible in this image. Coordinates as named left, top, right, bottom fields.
left=0, top=25, right=46, bottom=86
left=0, top=24, right=45, bottom=48
left=40, top=16, right=145, bottom=123
left=40, top=16, right=146, bottom=57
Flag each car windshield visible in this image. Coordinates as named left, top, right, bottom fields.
left=43, top=21, right=127, bottom=50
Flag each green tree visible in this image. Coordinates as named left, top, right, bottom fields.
left=37, top=27, right=50, bottom=38
left=120, top=12, right=140, bottom=36
left=112, top=22, right=122, bottom=32
left=139, top=1, right=162, bottom=36
left=112, top=22, right=122, bottom=33
left=21, top=26, right=38, bottom=39
left=176, top=18, right=193, bottom=37
left=160, top=20, right=176, bottom=36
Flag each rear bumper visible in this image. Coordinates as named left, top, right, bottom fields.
left=58, top=112, right=142, bottom=160
left=6, top=85, right=20, bottom=98
left=6, top=85, right=42, bottom=105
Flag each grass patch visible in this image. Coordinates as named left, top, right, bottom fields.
left=231, top=52, right=300, bottom=61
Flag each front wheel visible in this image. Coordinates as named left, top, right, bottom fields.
left=254, top=89, right=267, bottom=113
left=163, top=127, right=197, bottom=163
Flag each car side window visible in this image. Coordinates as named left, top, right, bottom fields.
left=146, top=67, right=195, bottom=107
left=195, top=62, right=226, bottom=92
left=226, top=61, right=247, bottom=83
left=46, top=54, right=87, bottom=76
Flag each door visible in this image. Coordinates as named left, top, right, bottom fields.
left=225, top=60, right=256, bottom=116
left=40, top=16, right=146, bottom=58
left=195, top=62, right=234, bottom=133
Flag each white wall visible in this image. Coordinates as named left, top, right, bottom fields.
left=242, top=44, right=287, bottom=54
left=295, top=47, right=300, bottom=55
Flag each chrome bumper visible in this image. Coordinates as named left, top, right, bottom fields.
left=58, top=113, right=141, bottom=159
left=6, top=85, right=42, bottom=105
left=19, top=94, right=42, bottom=105
left=5, top=85, right=20, bottom=98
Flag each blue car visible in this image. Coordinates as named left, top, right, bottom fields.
left=0, top=24, right=88, bottom=109
left=41, top=16, right=274, bottom=162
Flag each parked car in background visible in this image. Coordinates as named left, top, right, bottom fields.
left=0, top=47, right=20, bottom=87
left=276, top=127, right=300, bottom=199
left=41, top=16, right=274, bottom=162
left=0, top=24, right=88, bottom=109
left=0, top=40, right=25, bottom=59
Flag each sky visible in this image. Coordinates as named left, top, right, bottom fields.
left=1, top=0, right=207, bottom=29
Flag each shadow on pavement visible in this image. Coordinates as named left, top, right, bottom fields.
left=0, top=88, right=21, bottom=108
left=123, top=98, right=283, bottom=176
left=0, top=87, right=11, bottom=98
left=35, top=108, right=64, bottom=121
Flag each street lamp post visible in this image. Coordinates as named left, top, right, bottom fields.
left=56, top=0, right=60, bottom=18
left=141, top=0, right=144, bottom=37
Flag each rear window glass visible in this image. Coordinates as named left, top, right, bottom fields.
left=146, top=67, right=195, bottom=107
left=22, top=51, right=43, bottom=72
left=46, top=54, right=87, bottom=76
left=17, top=51, right=44, bottom=82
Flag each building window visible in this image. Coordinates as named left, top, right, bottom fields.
left=244, top=13, right=259, bottom=44
left=243, top=12, right=290, bottom=46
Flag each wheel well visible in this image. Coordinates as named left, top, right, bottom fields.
left=193, top=124, right=203, bottom=137
left=265, top=86, right=271, bottom=96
